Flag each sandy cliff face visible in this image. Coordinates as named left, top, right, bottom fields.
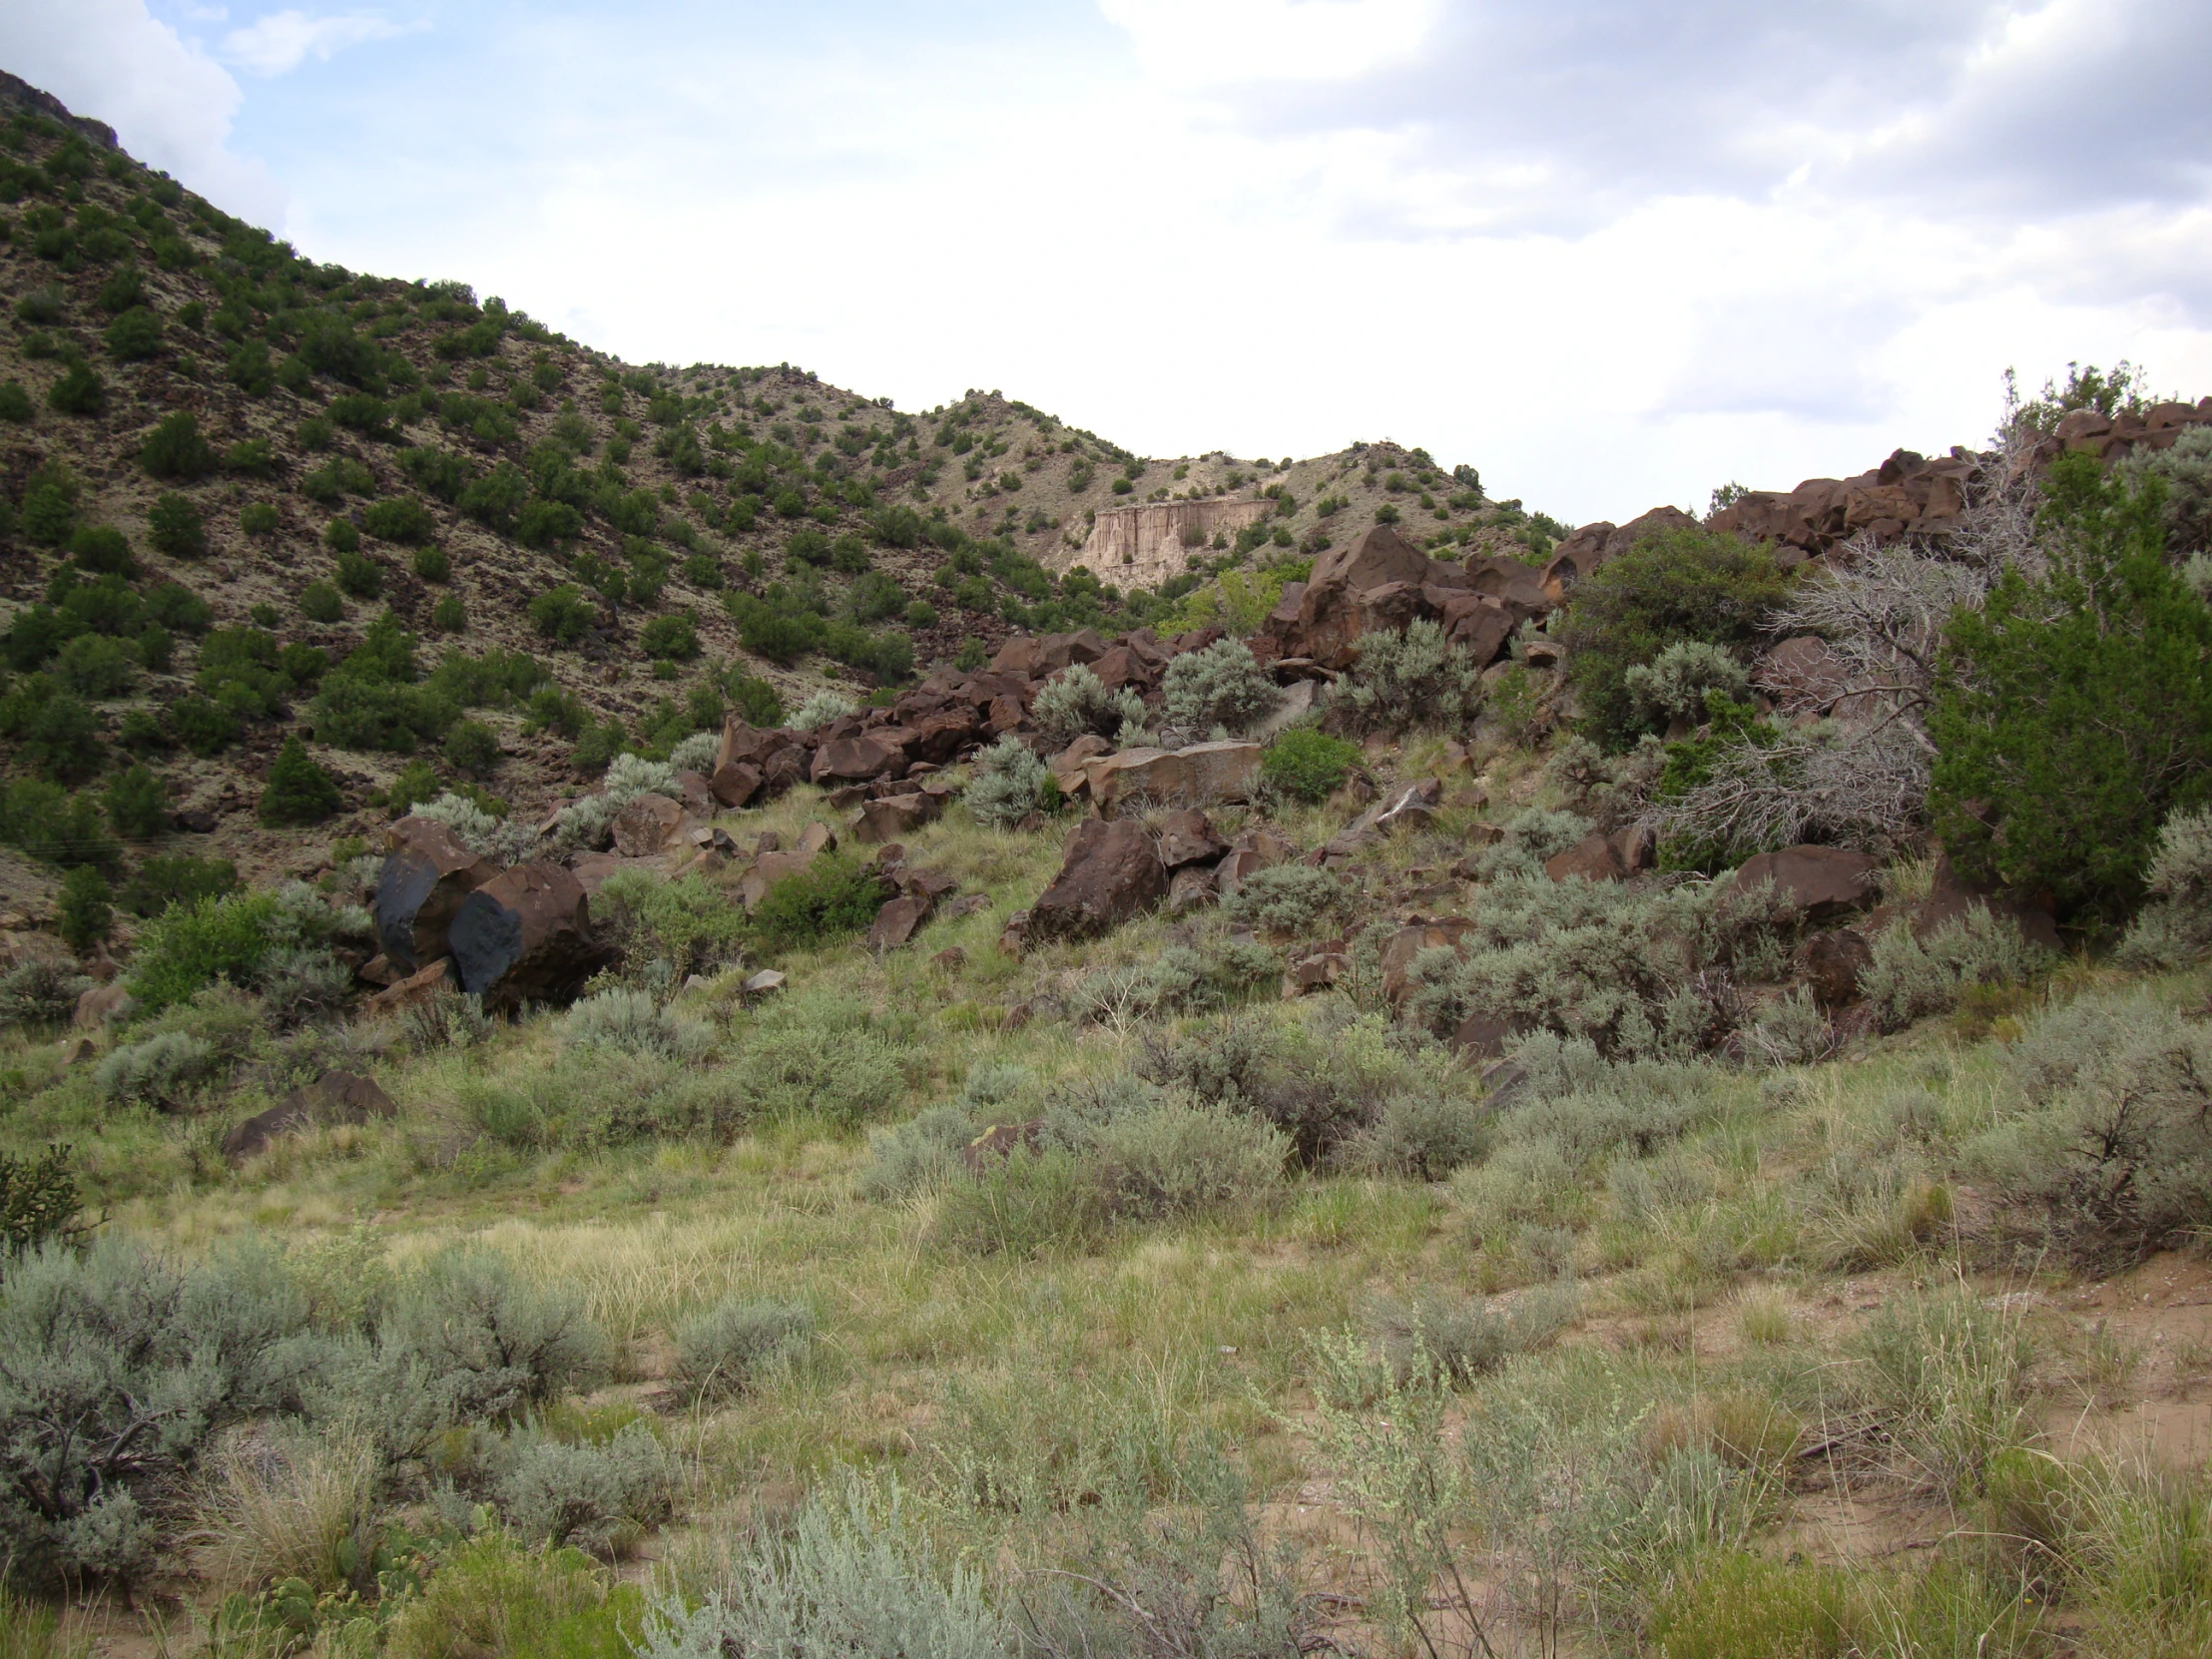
left=1067, top=499, right=1275, bottom=587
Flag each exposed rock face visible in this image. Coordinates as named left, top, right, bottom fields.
left=1797, top=930, right=1874, bottom=1008
left=448, top=862, right=606, bottom=1008
left=867, top=893, right=935, bottom=951
left=1732, top=846, right=1880, bottom=920
left=1028, top=820, right=1168, bottom=941
left=1544, top=832, right=1628, bottom=883
left=610, top=793, right=688, bottom=857
left=373, top=817, right=496, bottom=974
left=1086, top=741, right=1263, bottom=818
left=812, top=735, right=906, bottom=786
left=223, top=1071, right=395, bottom=1163
left=1070, top=498, right=1276, bottom=588
left=853, top=793, right=941, bottom=843
left=1154, top=809, right=1227, bottom=868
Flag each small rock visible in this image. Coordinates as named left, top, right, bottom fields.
left=930, top=947, right=965, bottom=972
left=1543, top=832, right=1626, bottom=883
left=743, top=969, right=788, bottom=997
left=73, top=982, right=132, bottom=1028
left=867, top=893, right=935, bottom=951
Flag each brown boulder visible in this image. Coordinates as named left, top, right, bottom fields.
left=1086, top=741, right=1262, bottom=819
left=1796, top=930, right=1873, bottom=1008
left=1050, top=734, right=1113, bottom=797
left=812, top=734, right=906, bottom=786
left=672, top=770, right=717, bottom=817
left=223, top=1071, right=395, bottom=1163
left=867, top=893, right=935, bottom=951
left=709, top=761, right=763, bottom=810
left=854, top=792, right=941, bottom=844
left=610, top=792, right=689, bottom=857
left=1028, top=820, right=1168, bottom=941
left=1217, top=826, right=1298, bottom=894
left=1731, top=846, right=1879, bottom=920
left=1544, top=832, right=1627, bottom=883
left=1154, top=809, right=1226, bottom=868
left=447, top=862, right=607, bottom=1008
left=1308, top=524, right=1431, bottom=593
left=897, top=709, right=981, bottom=766
left=372, top=816, right=496, bottom=974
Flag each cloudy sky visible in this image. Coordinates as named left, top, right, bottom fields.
left=5, top=1, right=2209, bottom=523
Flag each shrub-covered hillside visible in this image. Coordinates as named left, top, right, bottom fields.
left=12, top=65, right=2212, bottom=1659
left=0, top=81, right=1568, bottom=924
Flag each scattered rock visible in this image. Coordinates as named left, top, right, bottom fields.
left=930, top=947, right=965, bottom=972
left=854, top=792, right=942, bottom=844
left=223, top=1071, right=395, bottom=1163
left=610, top=792, right=689, bottom=857
left=1544, top=832, right=1627, bottom=883
left=1154, top=809, right=1227, bottom=868
left=1287, top=951, right=1348, bottom=993
left=709, top=761, right=763, bottom=810
left=997, top=908, right=1032, bottom=957
left=1028, top=820, right=1169, bottom=942
left=743, top=969, right=788, bottom=997
left=72, top=982, right=131, bottom=1028
left=448, top=862, right=608, bottom=1009
left=1731, top=845, right=1880, bottom=920
left=867, top=893, right=935, bottom=951
left=372, top=816, right=497, bottom=975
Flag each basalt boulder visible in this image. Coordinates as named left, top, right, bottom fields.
left=447, top=862, right=608, bottom=1009
left=372, top=816, right=497, bottom=975
left=1028, top=820, right=1168, bottom=942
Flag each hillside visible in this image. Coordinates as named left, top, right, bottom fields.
left=9, top=68, right=2212, bottom=1659
left=0, top=80, right=1576, bottom=926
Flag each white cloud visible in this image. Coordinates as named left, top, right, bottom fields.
left=221, top=10, right=413, bottom=76
left=1096, top=0, right=1441, bottom=86
left=0, top=0, right=278, bottom=219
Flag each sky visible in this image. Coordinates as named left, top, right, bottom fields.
left=3, top=0, right=2210, bottom=524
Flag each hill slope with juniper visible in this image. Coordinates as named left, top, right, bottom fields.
left=12, top=68, right=2212, bottom=1659
left=0, top=78, right=1573, bottom=928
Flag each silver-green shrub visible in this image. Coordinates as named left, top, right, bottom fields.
left=638, top=1478, right=1013, bottom=1659
left=1972, top=991, right=2212, bottom=1262
left=790, top=691, right=858, bottom=732
left=1222, top=863, right=1344, bottom=933
left=1029, top=664, right=1143, bottom=749
left=386, top=1248, right=609, bottom=1420
left=1621, top=639, right=1751, bottom=728
left=497, top=1419, right=673, bottom=1553
left=2117, top=806, right=2212, bottom=968
left=560, top=988, right=711, bottom=1060
left=962, top=735, right=1053, bottom=829
left=674, top=1297, right=814, bottom=1400
left=1334, top=618, right=1482, bottom=736
left=1858, top=908, right=2052, bottom=1032
left=1159, top=637, right=1284, bottom=737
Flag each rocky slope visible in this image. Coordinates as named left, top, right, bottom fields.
left=0, top=76, right=1569, bottom=932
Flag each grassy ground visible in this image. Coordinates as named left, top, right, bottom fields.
left=8, top=774, right=2212, bottom=1658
